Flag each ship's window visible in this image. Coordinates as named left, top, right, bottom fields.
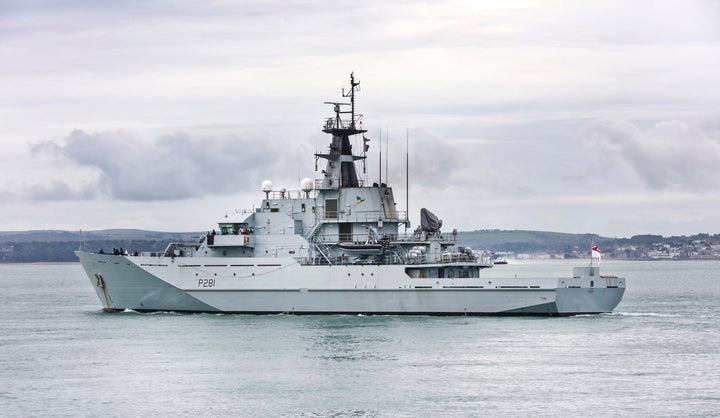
left=301, top=203, right=306, bottom=212
left=590, top=280, right=594, bottom=288
left=325, top=199, right=338, bottom=219
left=339, top=223, right=352, bottom=242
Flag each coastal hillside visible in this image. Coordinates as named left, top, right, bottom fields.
left=456, top=230, right=720, bottom=260
left=0, top=229, right=202, bottom=243
left=456, top=230, right=602, bottom=254
left=0, top=229, right=718, bottom=262
left=0, top=230, right=202, bottom=263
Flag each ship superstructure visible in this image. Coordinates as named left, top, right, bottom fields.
left=76, top=74, right=625, bottom=315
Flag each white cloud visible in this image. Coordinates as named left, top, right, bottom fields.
left=577, top=118, right=720, bottom=192
left=29, top=129, right=308, bottom=201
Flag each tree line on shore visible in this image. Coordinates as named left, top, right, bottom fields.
left=1, top=229, right=718, bottom=263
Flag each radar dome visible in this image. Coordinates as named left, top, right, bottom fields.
left=261, top=180, right=273, bottom=192
left=300, top=178, right=313, bottom=192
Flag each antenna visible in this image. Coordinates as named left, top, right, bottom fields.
left=322, top=74, right=363, bottom=133
left=342, top=72, right=361, bottom=128
left=406, top=128, right=409, bottom=234
left=378, top=127, right=382, bottom=185
left=385, top=126, right=389, bottom=185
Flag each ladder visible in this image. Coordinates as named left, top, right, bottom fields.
left=305, top=223, right=336, bottom=265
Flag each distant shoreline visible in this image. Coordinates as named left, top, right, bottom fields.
left=0, top=261, right=80, bottom=265
left=2, top=229, right=719, bottom=263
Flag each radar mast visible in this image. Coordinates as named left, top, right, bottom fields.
left=316, top=73, right=367, bottom=188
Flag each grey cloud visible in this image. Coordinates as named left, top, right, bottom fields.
left=26, top=180, right=96, bottom=201
left=32, top=129, right=292, bottom=201
left=380, top=129, right=503, bottom=193
left=30, top=140, right=62, bottom=156
left=577, top=118, right=720, bottom=192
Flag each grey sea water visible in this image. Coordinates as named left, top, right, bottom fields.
left=1, top=260, right=719, bottom=417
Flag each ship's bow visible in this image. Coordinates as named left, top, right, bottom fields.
left=75, top=251, right=219, bottom=312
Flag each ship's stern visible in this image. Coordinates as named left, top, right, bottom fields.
left=554, top=266, right=626, bottom=314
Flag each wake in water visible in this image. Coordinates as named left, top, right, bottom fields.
left=610, top=311, right=684, bottom=318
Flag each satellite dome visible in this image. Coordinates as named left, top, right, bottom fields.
left=261, top=180, right=273, bottom=192
left=300, top=178, right=313, bottom=192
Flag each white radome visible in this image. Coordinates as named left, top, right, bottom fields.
left=300, top=178, right=313, bottom=192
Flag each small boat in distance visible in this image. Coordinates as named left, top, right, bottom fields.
left=76, top=73, right=625, bottom=315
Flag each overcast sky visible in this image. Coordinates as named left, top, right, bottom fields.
left=2, top=0, right=719, bottom=237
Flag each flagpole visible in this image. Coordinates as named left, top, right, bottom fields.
left=362, top=134, right=366, bottom=176
left=591, top=239, right=602, bottom=267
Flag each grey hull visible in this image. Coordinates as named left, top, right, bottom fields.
left=77, top=251, right=625, bottom=315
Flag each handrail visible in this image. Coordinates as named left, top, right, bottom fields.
left=314, top=178, right=366, bottom=190
left=264, top=190, right=319, bottom=200
left=322, top=209, right=408, bottom=223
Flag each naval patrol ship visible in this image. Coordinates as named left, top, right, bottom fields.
left=76, top=74, right=625, bottom=315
